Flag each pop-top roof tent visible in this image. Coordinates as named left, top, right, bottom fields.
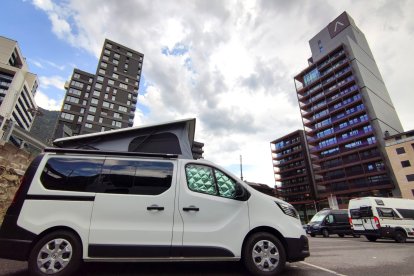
left=53, top=118, right=196, bottom=159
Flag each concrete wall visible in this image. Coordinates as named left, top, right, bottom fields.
left=0, top=142, right=35, bottom=224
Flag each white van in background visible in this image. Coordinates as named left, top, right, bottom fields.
left=348, top=197, right=414, bottom=243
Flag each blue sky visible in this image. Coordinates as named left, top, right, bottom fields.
left=2, top=0, right=414, bottom=185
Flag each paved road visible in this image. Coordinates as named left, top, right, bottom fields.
left=1, top=236, right=413, bottom=275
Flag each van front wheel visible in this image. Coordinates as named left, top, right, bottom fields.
left=28, top=230, right=82, bottom=276
left=243, top=232, right=286, bottom=275
left=365, top=235, right=377, bottom=242
left=322, top=229, right=329, bottom=238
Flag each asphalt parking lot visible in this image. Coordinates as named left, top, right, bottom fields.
left=1, top=236, right=413, bottom=276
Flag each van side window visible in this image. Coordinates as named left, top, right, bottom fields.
left=215, top=169, right=236, bottom=198
left=41, top=158, right=104, bottom=192
left=396, top=209, right=414, bottom=219
left=185, top=164, right=239, bottom=199
left=186, top=164, right=217, bottom=195
left=101, top=159, right=174, bottom=195
left=326, top=214, right=335, bottom=223
left=377, top=207, right=398, bottom=218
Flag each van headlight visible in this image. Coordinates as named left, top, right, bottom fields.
left=275, top=201, right=299, bottom=219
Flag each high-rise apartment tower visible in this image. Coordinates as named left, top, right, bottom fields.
left=293, top=12, right=404, bottom=208
left=55, top=39, right=143, bottom=138
left=0, top=36, right=38, bottom=143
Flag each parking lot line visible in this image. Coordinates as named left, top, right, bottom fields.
left=300, top=261, right=348, bottom=276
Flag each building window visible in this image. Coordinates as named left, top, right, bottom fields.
left=114, top=53, right=120, bottom=59
left=89, top=106, right=97, bottom=113
left=61, top=112, right=74, bottom=121
left=108, top=79, right=115, bottom=85
left=95, top=83, right=102, bottom=90
left=104, top=49, right=110, bottom=55
left=127, top=51, right=132, bottom=57
left=87, top=115, right=94, bottom=121
left=93, top=90, right=100, bottom=97
left=89, top=78, right=93, bottom=83
left=119, top=83, right=128, bottom=90
left=112, top=121, right=122, bottom=127
left=78, top=116, right=83, bottom=123
left=407, top=174, right=414, bottom=182
left=63, top=104, right=71, bottom=110
left=396, top=147, right=406, bottom=155
left=66, top=96, right=79, bottom=104
left=99, top=69, right=105, bottom=75
left=112, top=73, right=118, bottom=79
left=85, top=123, right=92, bottom=129
left=102, top=55, right=109, bottom=61
left=73, top=73, right=80, bottom=79
left=401, top=160, right=411, bottom=168
left=318, top=40, right=324, bottom=53
left=101, top=62, right=107, bottom=68
left=80, top=108, right=85, bottom=114
left=97, top=76, right=104, bottom=82
left=106, top=43, right=112, bottom=49
left=71, top=81, right=84, bottom=89
left=68, top=88, right=81, bottom=96
left=101, top=126, right=105, bottom=132
left=99, top=117, right=103, bottom=123
left=113, top=59, right=119, bottom=65
left=119, top=106, right=127, bottom=112
left=91, top=98, right=99, bottom=105
left=114, top=112, right=121, bottom=119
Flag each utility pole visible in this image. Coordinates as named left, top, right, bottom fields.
left=240, top=155, right=243, bottom=181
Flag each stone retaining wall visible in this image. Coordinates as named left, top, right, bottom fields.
left=0, top=142, right=35, bottom=224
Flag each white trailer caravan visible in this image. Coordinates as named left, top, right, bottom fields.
left=348, top=197, right=414, bottom=243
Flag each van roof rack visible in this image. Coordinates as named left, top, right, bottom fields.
left=43, top=148, right=179, bottom=159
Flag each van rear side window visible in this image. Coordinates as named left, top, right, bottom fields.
left=40, top=157, right=174, bottom=195
left=396, top=209, right=414, bottom=219
left=377, top=207, right=398, bottom=218
left=41, top=158, right=104, bottom=192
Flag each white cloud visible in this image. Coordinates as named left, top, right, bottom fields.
left=31, top=0, right=414, bottom=186
left=34, top=90, right=63, bottom=111
left=39, top=75, right=66, bottom=90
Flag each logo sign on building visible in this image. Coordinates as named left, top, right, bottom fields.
left=328, top=12, right=351, bottom=38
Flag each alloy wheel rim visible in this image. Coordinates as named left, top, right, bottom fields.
left=251, top=239, right=279, bottom=272
left=37, top=238, right=73, bottom=274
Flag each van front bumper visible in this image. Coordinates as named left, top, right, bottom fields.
left=286, top=235, right=310, bottom=262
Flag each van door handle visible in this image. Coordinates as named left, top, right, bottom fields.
left=183, top=206, right=199, bottom=212
left=147, top=205, right=164, bottom=211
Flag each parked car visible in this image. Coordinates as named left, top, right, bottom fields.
left=349, top=197, right=414, bottom=243
left=306, top=209, right=357, bottom=238
left=0, top=148, right=309, bottom=276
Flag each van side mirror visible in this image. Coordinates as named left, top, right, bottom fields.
left=234, top=184, right=249, bottom=201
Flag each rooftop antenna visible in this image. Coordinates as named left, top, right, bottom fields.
left=240, top=155, right=244, bottom=181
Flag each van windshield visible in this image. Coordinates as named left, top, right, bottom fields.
left=310, top=211, right=328, bottom=223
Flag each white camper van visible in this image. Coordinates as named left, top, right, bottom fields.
left=0, top=119, right=309, bottom=276
left=348, top=197, right=414, bottom=243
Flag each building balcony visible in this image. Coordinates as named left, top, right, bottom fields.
left=273, top=155, right=303, bottom=167
left=306, top=121, right=371, bottom=145
left=317, top=183, right=393, bottom=199
left=301, top=88, right=362, bottom=120
left=314, top=154, right=382, bottom=174
left=274, top=163, right=306, bottom=174
left=310, top=142, right=378, bottom=163
left=275, top=172, right=307, bottom=182
left=309, top=129, right=375, bottom=154
left=271, top=140, right=301, bottom=153
left=272, top=147, right=303, bottom=161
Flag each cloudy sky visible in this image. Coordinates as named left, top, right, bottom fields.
left=2, top=0, right=414, bottom=186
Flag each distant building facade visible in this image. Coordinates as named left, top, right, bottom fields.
left=245, top=181, right=276, bottom=197
left=293, top=12, right=404, bottom=208
left=385, top=130, right=414, bottom=199
left=0, top=36, right=38, bottom=144
left=271, top=130, right=317, bottom=221
left=54, top=39, right=143, bottom=138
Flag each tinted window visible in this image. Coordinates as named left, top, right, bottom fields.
left=350, top=209, right=361, bottom=219
left=396, top=209, right=414, bottom=219
left=406, top=174, right=414, bottom=182
left=335, top=213, right=348, bottom=223
left=401, top=160, right=411, bottom=168
left=101, top=159, right=173, bottom=195
left=41, top=158, right=104, bottom=192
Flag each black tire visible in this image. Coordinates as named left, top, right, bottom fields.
left=394, top=230, right=407, bottom=243
left=242, top=232, right=286, bottom=276
left=365, top=235, right=377, bottom=242
left=338, top=234, right=345, bottom=238
left=322, top=229, right=329, bottom=238
left=28, top=230, right=82, bottom=276
left=310, top=233, right=315, bottom=237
